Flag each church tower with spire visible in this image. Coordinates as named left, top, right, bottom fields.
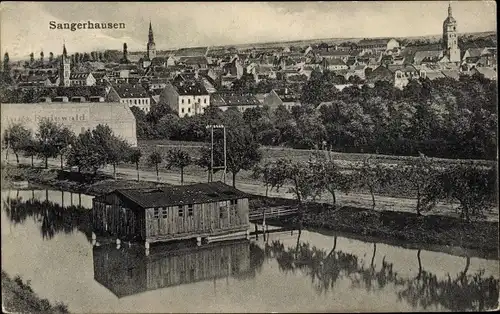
left=147, top=22, right=156, bottom=60
left=442, top=2, right=461, bottom=63
left=59, top=43, right=71, bottom=87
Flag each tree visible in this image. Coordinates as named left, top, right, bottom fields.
left=66, top=130, right=106, bottom=176
left=3, top=124, right=32, bottom=165
left=91, top=124, right=131, bottom=179
left=35, top=120, right=64, bottom=169
left=431, top=162, right=496, bottom=222
left=55, top=127, right=76, bottom=170
left=3, top=52, right=11, bottom=83
left=49, top=52, right=54, bottom=63
left=308, top=153, right=351, bottom=208
left=29, top=52, right=34, bottom=65
left=400, top=153, right=437, bottom=215
left=3, top=52, right=9, bottom=72
left=269, top=158, right=318, bottom=221
left=165, top=148, right=192, bottom=185
left=40, top=51, right=44, bottom=63
left=128, top=148, right=142, bottom=181
left=35, top=121, right=75, bottom=169
left=22, top=138, right=39, bottom=167
left=252, top=161, right=274, bottom=197
left=148, top=150, right=163, bottom=182
left=351, top=157, right=391, bottom=210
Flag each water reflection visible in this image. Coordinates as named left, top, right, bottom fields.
left=92, top=240, right=264, bottom=298
left=1, top=189, right=499, bottom=312
left=2, top=192, right=92, bottom=241
left=264, top=236, right=499, bottom=311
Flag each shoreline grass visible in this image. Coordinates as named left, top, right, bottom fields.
left=1, top=270, right=69, bottom=313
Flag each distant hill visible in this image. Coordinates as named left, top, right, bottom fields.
left=126, top=30, right=496, bottom=54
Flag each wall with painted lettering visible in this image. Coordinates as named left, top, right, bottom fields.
left=1, top=102, right=137, bottom=147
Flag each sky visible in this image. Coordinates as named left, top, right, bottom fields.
left=0, top=1, right=496, bottom=60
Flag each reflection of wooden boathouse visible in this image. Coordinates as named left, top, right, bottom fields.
left=92, top=182, right=251, bottom=244
left=92, top=240, right=255, bottom=298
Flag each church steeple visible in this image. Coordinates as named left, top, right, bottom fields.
left=448, top=1, right=453, bottom=18
left=59, top=43, right=71, bottom=87
left=148, top=21, right=155, bottom=44
left=146, top=21, right=156, bottom=60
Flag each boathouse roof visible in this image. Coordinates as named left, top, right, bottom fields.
left=101, top=181, right=251, bottom=208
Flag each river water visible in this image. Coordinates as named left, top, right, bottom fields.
left=1, top=189, right=499, bottom=312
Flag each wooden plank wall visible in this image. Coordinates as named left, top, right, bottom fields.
left=145, top=198, right=250, bottom=239
left=92, top=193, right=140, bottom=239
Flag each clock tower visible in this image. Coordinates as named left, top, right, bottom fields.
left=442, top=2, right=461, bottom=63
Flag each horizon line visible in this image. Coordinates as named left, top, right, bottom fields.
left=5, top=29, right=497, bottom=60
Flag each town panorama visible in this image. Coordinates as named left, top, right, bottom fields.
left=0, top=1, right=498, bottom=313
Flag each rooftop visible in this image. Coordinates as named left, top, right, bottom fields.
left=211, top=92, right=261, bottom=107
left=112, top=84, right=149, bottom=98
left=102, top=182, right=251, bottom=208
left=174, top=81, right=209, bottom=96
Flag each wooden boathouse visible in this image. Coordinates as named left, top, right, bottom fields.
left=92, top=182, right=251, bottom=244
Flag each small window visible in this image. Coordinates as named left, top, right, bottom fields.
left=181, top=108, right=185, bottom=113
left=219, top=206, right=226, bottom=219
left=188, top=107, right=191, bottom=113
left=178, top=205, right=184, bottom=217
left=181, top=98, right=184, bottom=104
left=188, top=99, right=191, bottom=104
left=204, top=98, right=207, bottom=104
left=230, top=199, right=238, bottom=206
left=154, top=208, right=159, bottom=219
left=188, top=204, right=194, bottom=216
left=162, top=208, right=168, bottom=218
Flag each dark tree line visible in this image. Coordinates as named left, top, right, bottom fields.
left=131, top=72, right=497, bottom=160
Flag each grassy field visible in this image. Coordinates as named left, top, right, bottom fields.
left=139, top=139, right=496, bottom=166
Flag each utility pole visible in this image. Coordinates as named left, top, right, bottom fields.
left=205, top=124, right=227, bottom=184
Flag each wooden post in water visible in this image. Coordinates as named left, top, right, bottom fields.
left=45, top=189, right=49, bottom=202
left=61, top=190, right=64, bottom=207
left=79, top=193, right=82, bottom=207
left=262, top=211, right=266, bottom=242
left=70, top=192, right=73, bottom=206
left=254, top=224, right=258, bottom=240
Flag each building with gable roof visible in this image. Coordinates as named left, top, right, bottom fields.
left=107, top=83, right=151, bottom=113
left=160, top=81, right=210, bottom=117
left=92, top=181, right=251, bottom=244
left=263, top=88, right=301, bottom=111
left=70, top=72, right=96, bottom=86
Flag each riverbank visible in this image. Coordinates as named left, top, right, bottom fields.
left=2, top=164, right=498, bottom=254
left=1, top=164, right=170, bottom=197
left=1, top=270, right=69, bottom=313
left=262, top=202, right=499, bottom=256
